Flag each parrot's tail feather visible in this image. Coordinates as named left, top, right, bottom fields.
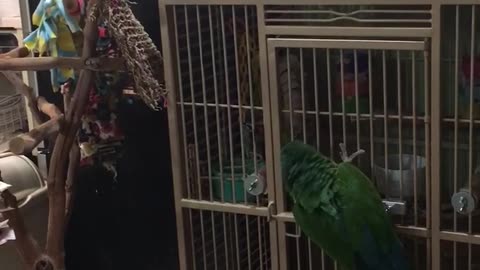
left=388, top=238, right=411, bottom=270
left=354, top=228, right=411, bottom=270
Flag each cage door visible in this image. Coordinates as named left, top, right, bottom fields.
left=267, top=38, right=431, bottom=270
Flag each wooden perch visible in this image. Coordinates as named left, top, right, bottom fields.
left=37, top=96, right=63, bottom=153
left=37, top=97, right=62, bottom=119
left=0, top=57, right=125, bottom=72
left=65, top=144, right=80, bottom=221
left=0, top=47, right=30, bottom=59
left=1, top=188, right=42, bottom=269
left=9, top=116, right=64, bottom=155
left=44, top=1, right=99, bottom=267
left=63, top=92, right=72, bottom=112
left=1, top=71, right=43, bottom=126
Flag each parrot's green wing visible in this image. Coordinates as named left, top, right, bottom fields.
left=292, top=204, right=354, bottom=270
left=336, top=162, right=397, bottom=253
left=282, top=142, right=408, bottom=270
left=292, top=162, right=401, bottom=270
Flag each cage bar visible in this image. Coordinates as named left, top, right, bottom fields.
left=412, top=50, right=419, bottom=227
left=327, top=48, right=334, bottom=158
left=354, top=50, right=361, bottom=162
left=382, top=50, right=389, bottom=198
left=340, top=49, right=347, bottom=148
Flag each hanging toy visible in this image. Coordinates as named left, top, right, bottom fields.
left=23, top=0, right=82, bottom=92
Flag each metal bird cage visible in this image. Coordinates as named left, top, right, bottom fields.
left=159, top=1, right=480, bottom=269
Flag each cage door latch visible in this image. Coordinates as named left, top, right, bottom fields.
left=451, top=189, right=477, bottom=215
left=267, top=201, right=276, bottom=222
left=383, top=199, right=407, bottom=216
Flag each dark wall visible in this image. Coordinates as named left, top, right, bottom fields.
left=65, top=98, right=177, bottom=270
left=26, top=1, right=177, bottom=269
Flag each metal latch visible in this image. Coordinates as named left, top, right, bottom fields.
left=266, top=201, right=275, bottom=222
left=383, top=199, right=407, bottom=216
left=244, top=170, right=267, bottom=196
left=451, top=189, right=477, bottom=215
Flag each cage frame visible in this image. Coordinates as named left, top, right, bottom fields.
left=159, top=1, right=480, bottom=269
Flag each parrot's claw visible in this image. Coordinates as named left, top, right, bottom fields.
left=339, top=143, right=365, bottom=163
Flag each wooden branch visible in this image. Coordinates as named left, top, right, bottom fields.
left=8, top=116, right=64, bottom=155
left=36, top=96, right=63, bottom=154
left=63, top=92, right=72, bottom=112
left=37, top=97, right=62, bottom=119
left=1, top=71, right=43, bottom=126
left=0, top=47, right=30, bottom=59
left=63, top=80, right=77, bottom=220
left=45, top=0, right=98, bottom=265
left=65, top=144, right=80, bottom=220
left=1, top=189, right=42, bottom=269
left=0, top=57, right=125, bottom=72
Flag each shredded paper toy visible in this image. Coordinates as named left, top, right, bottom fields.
left=0, top=217, right=15, bottom=246
left=23, top=0, right=81, bottom=91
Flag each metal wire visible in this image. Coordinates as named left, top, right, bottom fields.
left=424, top=39, right=431, bottom=231
left=327, top=48, right=334, bottom=158
left=313, top=49, right=320, bottom=151
left=189, top=209, right=198, bottom=270
left=287, top=48, right=294, bottom=140
left=354, top=50, right=361, bottom=162
left=208, top=5, right=225, bottom=204
left=185, top=7, right=208, bottom=267
left=412, top=50, right=419, bottom=227
left=196, top=6, right=213, bottom=203
left=232, top=5, right=247, bottom=205
left=340, top=49, right=347, bottom=150
left=295, top=225, right=302, bottom=270
left=467, top=8, right=476, bottom=269
left=368, top=50, right=375, bottom=181
left=468, top=4, right=475, bottom=237
left=382, top=50, right=389, bottom=198
left=300, top=48, right=306, bottom=143
left=453, top=6, right=460, bottom=269
left=397, top=50, right=404, bottom=205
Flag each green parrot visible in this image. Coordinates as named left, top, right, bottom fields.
left=281, top=141, right=410, bottom=270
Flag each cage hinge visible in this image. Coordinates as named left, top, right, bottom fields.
left=266, top=201, right=276, bottom=222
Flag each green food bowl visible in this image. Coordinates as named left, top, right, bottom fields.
left=212, top=175, right=254, bottom=203
left=211, top=159, right=262, bottom=203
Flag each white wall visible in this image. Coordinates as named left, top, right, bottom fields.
left=0, top=0, right=21, bottom=29
left=0, top=0, right=22, bottom=95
